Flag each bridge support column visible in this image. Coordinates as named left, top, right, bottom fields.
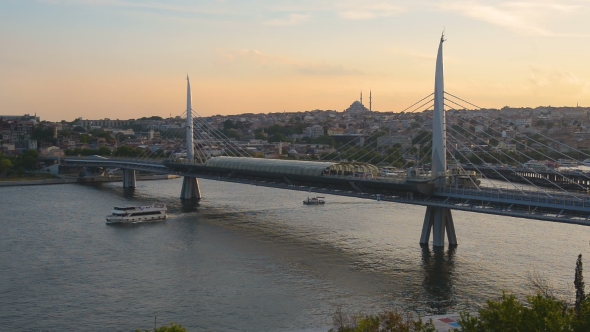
left=420, top=206, right=457, bottom=247
left=123, top=169, right=136, bottom=188
left=181, top=176, right=201, bottom=200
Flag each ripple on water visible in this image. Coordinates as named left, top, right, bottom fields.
left=1, top=179, right=590, bottom=331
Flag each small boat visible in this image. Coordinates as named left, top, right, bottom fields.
left=106, top=203, right=167, bottom=224
left=303, top=196, right=325, bottom=205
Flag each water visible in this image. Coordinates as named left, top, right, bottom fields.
left=2, top=178, right=590, bottom=331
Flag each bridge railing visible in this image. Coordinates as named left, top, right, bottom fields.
left=437, top=185, right=590, bottom=208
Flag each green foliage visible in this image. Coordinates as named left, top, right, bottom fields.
left=412, top=131, right=431, bottom=145
left=113, top=146, right=147, bottom=158
left=329, top=307, right=436, bottom=332
left=576, top=254, right=585, bottom=317
left=65, top=148, right=107, bottom=156
left=138, top=116, right=164, bottom=121
left=254, top=131, right=267, bottom=140
left=80, top=134, right=90, bottom=144
left=223, top=119, right=245, bottom=131
left=136, top=322, right=186, bottom=332
left=0, top=154, right=13, bottom=175
left=89, top=129, right=114, bottom=141
left=266, top=123, right=306, bottom=136
left=223, top=129, right=241, bottom=140
left=454, top=255, right=590, bottom=332
left=31, top=126, right=56, bottom=142
left=97, top=146, right=111, bottom=156
left=269, top=132, right=287, bottom=143
left=455, top=292, right=575, bottom=332
left=314, top=135, right=336, bottom=146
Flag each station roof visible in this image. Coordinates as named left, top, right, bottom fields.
left=205, top=156, right=378, bottom=177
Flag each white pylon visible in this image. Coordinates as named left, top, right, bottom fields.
left=431, top=33, right=446, bottom=188
left=186, top=76, right=194, bottom=165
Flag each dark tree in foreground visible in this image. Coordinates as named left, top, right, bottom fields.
left=576, top=254, right=585, bottom=317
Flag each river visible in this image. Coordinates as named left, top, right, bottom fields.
left=1, top=178, right=589, bottom=331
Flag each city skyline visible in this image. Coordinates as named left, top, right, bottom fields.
left=1, top=0, right=589, bottom=122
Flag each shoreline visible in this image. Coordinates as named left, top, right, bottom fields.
left=0, top=174, right=180, bottom=187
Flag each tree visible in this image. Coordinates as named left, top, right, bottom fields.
left=456, top=292, right=574, bottom=332
left=97, top=146, right=111, bottom=156
left=136, top=322, right=186, bottom=332
left=329, top=307, right=436, bottom=332
left=315, top=135, right=335, bottom=146
left=412, top=131, right=431, bottom=145
left=268, top=133, right=287, bottom=143
left=254, top=131, right=266, bottom=140
left=0, top=157, right=13, bottom=175
left=576, top=254, right=585, bottom=317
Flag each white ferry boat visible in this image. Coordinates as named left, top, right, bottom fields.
left=106, top=203, right=167, bottom=224
left=303, top=196, right=325, bottom=205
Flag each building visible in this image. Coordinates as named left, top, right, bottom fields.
left=377, top=135, right=412, bottom=149
left=304, top=125, right=324, bottom=139
left=78, top=118, right=132, bottom=128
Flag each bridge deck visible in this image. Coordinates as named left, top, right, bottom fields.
left=62, top=157, right=590, bottom=226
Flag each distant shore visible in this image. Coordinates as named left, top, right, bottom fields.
left=0, top=174, right=180, bottom=187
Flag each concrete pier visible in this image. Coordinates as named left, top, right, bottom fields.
left=420, top=206, right=457, bottom=247
left=180, top=176, right=201, bottom=200
left=122, top=169, right=136, bottom=188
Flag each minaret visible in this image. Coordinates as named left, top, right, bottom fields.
left=360, top=91, right=363, bottom=106
left=369, top=90, right=372, bottom=112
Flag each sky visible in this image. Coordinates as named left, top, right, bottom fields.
left=1, top=0, right=589, bottom=121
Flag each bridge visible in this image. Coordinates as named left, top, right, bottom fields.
left=62, top=33, right=590, bottom=247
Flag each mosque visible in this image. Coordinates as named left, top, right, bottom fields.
left=344, top=91, right=372, bottom=113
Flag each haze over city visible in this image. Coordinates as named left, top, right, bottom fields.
left=1, top=0, right=589, bottom=122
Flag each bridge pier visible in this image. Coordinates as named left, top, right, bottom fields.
left=180, top=176, right=201, bottom=200
left=420, top=206, right=457, bottom=247
left=123, top=169, right=136, bottom=188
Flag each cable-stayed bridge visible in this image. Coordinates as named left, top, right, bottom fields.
left=63, top=34, right=590, bottom=247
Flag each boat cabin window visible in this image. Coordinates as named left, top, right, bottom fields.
left=114, top=207, right=136, bottom=211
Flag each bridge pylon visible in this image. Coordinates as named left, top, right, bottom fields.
left=181, top=76, right=201, bottom=200
left=181, top=177, right=201, bottom=200
left=420, top=33, right=457, bottom=247
left=420, top=206, right=457, bottom=246
left=123, top=169, right=136, bottom=188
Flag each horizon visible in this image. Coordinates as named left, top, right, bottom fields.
left=2, top=0, right=589, bottom=122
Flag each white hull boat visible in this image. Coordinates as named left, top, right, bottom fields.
left=106, top=203, right=167, bottom=224
left=303, top=196, right=325, bottom=205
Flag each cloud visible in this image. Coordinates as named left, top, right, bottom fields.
left=528, top=65, right=587, bottom=95
left=336, top=2, right=405, bottom=20
left=262, top=14, right=310, bottom=26
left=216, top=49, right=365, bottom=76
left=41, top=0, right=226, bottom=15
left=438, top=1, right=586, bottom=36
left=387, top=47, right=436, bottom=61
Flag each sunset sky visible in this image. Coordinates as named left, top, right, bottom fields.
left=1, top=0, right=589, bottom=121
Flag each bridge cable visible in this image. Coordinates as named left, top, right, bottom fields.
left=321, top=97, right=434, bottom=162
left=318, top=95, right=433, bottom=162
left=445, top=104, right=581, bottom=197
left=445, top=91, right=590, bottom=174
left=444, top=96, right=590, bottom=194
